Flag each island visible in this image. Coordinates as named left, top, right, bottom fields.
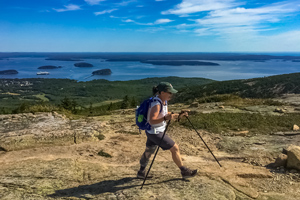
left=0, top=70, right=18, bottom=75
left=46, top=58, right=83, bottom=61
left=74, top=62, right=94, bottom=68
left=92, top=69, right=112, bottom=75
left=38, top=65, right=62, bottom=69
left=140, top=60, right=220, bottom=66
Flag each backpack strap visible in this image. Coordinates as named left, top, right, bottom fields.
left=151, top=97, right=164, bottom=114
left=141, top=97, right=166, bottom=134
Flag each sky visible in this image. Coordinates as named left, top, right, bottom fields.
left=0, top=0, right=300, bottom=52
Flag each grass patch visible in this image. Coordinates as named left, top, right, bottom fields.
left=96, top=133, right=105, bottom=140
left=97, top=150, right=112, bottom=158
left=86, top=99, right=122, bottom=107
left=33, top=93, right=49, bottom=101
left=197, top=94, right=284, bottom=108
left=181, top=112, right=300, bottom=135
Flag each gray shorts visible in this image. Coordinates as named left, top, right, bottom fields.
left=145, top=131, right=175, bottom=150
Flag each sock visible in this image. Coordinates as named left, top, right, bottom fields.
left=179, top=166, right=187, bottom=171
left=139, top=166, right=146, bottom=172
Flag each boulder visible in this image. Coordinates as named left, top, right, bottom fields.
left=286, top=145, right=300, bottom=170
left=0, top=112, right=101, bottom=151
left=189, top=102, right=199, bottom=108
left=274, top=153, right=288, bottom=167
left=293, top=124, right=299, bottom=131
left=274, top=108, right=285, bottom=113
left=92, top=69, right=112, bottom=75
left=232, top=130, right=249, bottom=137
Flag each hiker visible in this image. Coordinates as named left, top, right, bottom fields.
left=137, top=82, right=198, bottom=179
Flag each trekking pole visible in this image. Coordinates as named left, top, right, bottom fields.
left=185, top=116, right=222, bottom=168
left=140, top=119, right=172, bottom=189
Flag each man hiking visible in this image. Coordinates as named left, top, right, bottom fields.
left=137, top=82, right=198, bottom=179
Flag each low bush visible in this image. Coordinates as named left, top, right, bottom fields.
left=181, top=112, right=300, bottom=135
left=97, top=150, right=112, bottom=158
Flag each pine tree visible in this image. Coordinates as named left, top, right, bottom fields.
left=121, top=95, right=130, bottom=109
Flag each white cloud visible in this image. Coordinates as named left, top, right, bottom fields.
left=167, top=0, right=300, bottom=38
left=195, top=2, right=300, bottom=31
left=137, top=27, right=166, bottom=33
left=122, top=19, right=135, bottom=23
left=122, top=18, right=173, bottom=26
left=223, top=30, right=300, bottom=52
left=253, top=30, right=300, bottom=51
left=84, top=0, right=106, bottom=5
left=194, top=28, right=210, bottom=36
left=162, top=0, right=241, bottom=15
left=116, top=0, right=137, bottom=6
left=94, top=9, right=117, bottom=15
left=154, top=19, right=174, bottom=24
left=53, top=4, right=81, bottom=12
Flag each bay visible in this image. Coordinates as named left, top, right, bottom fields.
left=0, top=55, right=299, bottom=81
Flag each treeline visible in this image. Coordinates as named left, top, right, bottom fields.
left=174, top=72, right=300, bottom=103
left=2, top=72, right=300, bottom=115
left=0, top=77, right=214, bottom=112
left=3, top=95, right=138, bottom=116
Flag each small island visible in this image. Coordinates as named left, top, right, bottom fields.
left=46, top=58, right=83, bottom=61
left=74, top=62, right=94, bottom=68
left=141, top=60, right=220, bottom=66
left=38, top=65, right=62, bottom=69
left=92, top=69, right=112, bottom=75
left=0, top=70, right=18, bottom=75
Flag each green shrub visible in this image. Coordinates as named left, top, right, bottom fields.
left=97, top=150, right=112, bottom=158
left=96, top=133, right=105, bottom=140
left=181, top=112, right=300, bottom=135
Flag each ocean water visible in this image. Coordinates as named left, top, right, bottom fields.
left=0, top=56, right=299, bottom=81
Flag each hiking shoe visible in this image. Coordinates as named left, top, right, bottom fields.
left=137, top=170, right=153, bottom=179
left=181, top=168, right=198, bottom=179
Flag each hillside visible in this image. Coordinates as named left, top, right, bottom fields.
left=0, top=77, right=215, bottom=114
left=1, top=99, right=300, bottom=199
left=1, top=73, right=300, bottom=199
left=2, top=72, right=300, bottom=115
left=174, top=72, right=300, bottom=103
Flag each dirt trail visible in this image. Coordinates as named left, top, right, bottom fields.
left=0, top=108, right=300, bottom=199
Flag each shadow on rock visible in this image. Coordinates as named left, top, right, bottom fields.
left=48, top=177, right=139, bottom=199
left=48, top=177, right=189, bottom=199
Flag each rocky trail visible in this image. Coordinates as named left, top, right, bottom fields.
left=0, top=101, right=300, bottom=199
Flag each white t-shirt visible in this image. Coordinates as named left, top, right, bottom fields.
left=146, top=96, right=168, bottom=134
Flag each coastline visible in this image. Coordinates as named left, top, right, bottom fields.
left=0, top=52, right=300, bottom=82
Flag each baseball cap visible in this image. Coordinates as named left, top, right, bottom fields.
left=157, top=82, right=178, bottom=94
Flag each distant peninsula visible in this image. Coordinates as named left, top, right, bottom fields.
left=38, top=65, right=62, bottom=69
left=74, top=62, right=93, bottom=68
left=0, top=70, right=18, bottom=75
left=46, top=58, right=83, bottom=61
left=105, top=58, right=219, bottom=66
left=141, top=60, right=220, bottom=66
left=92, top=69, right=112, bottom=75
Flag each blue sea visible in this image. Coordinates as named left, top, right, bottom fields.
left=0, top=53, right=300, bottom=81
